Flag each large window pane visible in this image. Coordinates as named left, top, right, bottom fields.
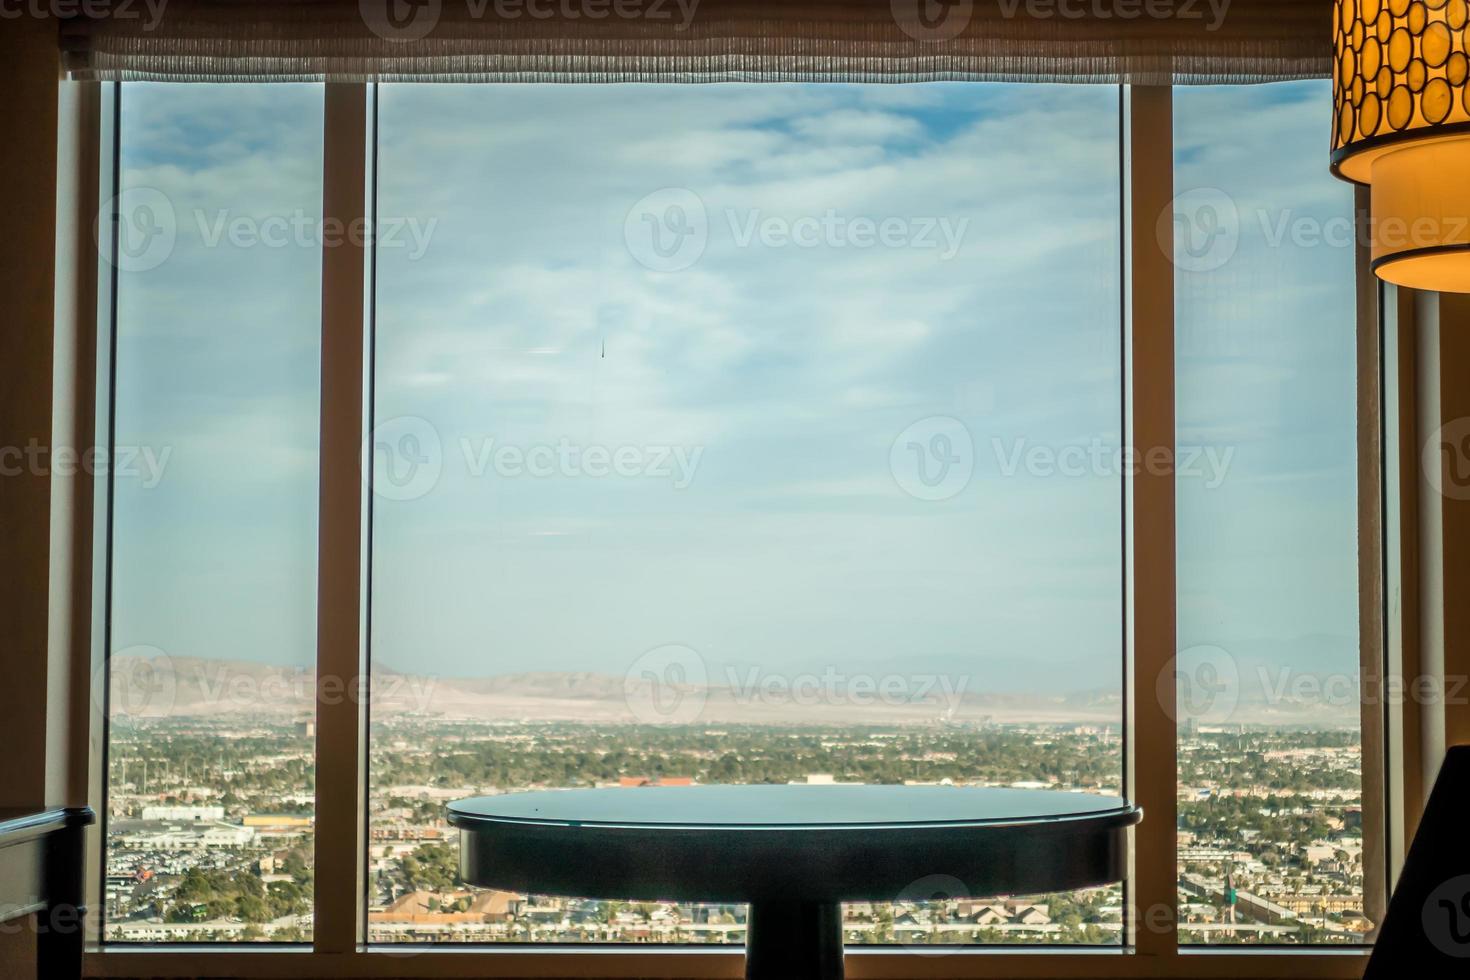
left=103, top=84, right=323, bottom=943
left=367, top=83, right=1125, bottom=946
left=1172, top=81, right=1365, bottom=945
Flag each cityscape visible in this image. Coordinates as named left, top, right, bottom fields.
left=104, top=707, right=1369, bottom=946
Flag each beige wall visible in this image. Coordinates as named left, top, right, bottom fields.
left=1, top=21, right=62, bottom=980
left=0, top=17, right=60, bottom=813
left=0, top=919, right=36, bottom=980
left=1437, top=294, right=1470, bottom=754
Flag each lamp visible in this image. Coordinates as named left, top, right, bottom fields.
left=1333, top=0, right=1470, bottom=292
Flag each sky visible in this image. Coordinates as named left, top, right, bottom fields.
left=107, top=80, right=1358, bottom=698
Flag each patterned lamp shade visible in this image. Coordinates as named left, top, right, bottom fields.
left=1334, top=0, right=1470, bottom=291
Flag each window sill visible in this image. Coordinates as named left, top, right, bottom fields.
left=85, top=944, right=1372, bottom=979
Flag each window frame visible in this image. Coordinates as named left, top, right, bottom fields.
left=67, top=79, right=1389, bottom=980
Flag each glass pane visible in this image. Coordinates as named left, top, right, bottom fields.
left=369, top=82, right=1124, bottom=945
left=1172, top=81, right=1366, bottom=945
left=103, top=84, right=323, bottom=943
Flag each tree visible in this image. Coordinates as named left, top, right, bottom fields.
left=236, top=893, right=270, bottom=923
left=398, top=842, right=459, bottom=892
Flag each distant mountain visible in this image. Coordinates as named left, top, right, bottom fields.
left=103, top=653, right=1357, bottom=727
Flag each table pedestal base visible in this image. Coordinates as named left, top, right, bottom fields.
left=745, top=900, right=843, bottom=980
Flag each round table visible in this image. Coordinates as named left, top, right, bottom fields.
left=448, top=785, right=1140, bottom=978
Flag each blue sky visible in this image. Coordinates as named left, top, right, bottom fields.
left=108, top=80, right=1357, bottom=697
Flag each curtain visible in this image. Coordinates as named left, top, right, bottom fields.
left=62, top=0, right=1333, bottom=83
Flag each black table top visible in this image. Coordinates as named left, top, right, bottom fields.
left=450, top=785, right=1131, bottom=828
left=450, top=787, right=1139, bottom=903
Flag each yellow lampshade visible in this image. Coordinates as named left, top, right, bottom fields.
left=1333, top=0, right=1470, bottom=292
left=1370, top=137, right=1470, bottom=290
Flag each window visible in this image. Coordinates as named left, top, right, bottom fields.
left=102, top=83, right=324, bottom=943
left=88, top=78, right=1375, bottom=973
left=366, top=81, right=1125, bottom=946
left=1172, top=81, right=1364, bottom=945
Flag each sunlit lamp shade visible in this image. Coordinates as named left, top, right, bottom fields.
left=1333, top=0, right=1470, bottom=292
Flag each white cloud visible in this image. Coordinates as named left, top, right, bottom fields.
left=111, top=80, right=1357, bottom=693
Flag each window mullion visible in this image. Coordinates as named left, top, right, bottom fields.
left=1124, top=83, right=1179, bottom=961
left=1353, top=186, right=1390, bottom=940
left=314, top=80, right=371, bottom=957
left=53, top=74, right=107, bottom=948
left=1381, top=282, right=1418, bottom=886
